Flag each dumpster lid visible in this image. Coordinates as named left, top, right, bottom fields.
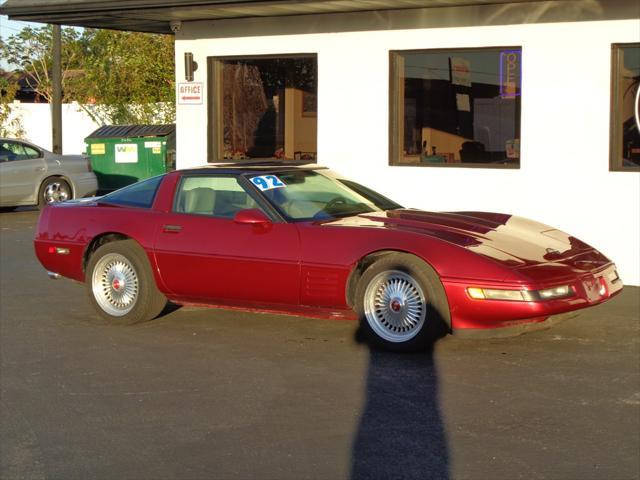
left=86, top=124, right=175, bottom=139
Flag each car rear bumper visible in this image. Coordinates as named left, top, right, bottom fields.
left=443, top=264, right=623, bottom=330
left=71, top=173, right=98, bottom=198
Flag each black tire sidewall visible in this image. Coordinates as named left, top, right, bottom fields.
left=85, top=239, right=166, bottom=325
left=355, top=253, right=450, bottom=352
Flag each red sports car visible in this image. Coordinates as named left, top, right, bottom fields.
left=34, top=163, right=623, bottom=351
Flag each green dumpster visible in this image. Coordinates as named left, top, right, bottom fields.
left=84, top=124, right=176, bottom=191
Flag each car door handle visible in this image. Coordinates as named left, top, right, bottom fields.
left=162, top=224, right=182, bottom=233
left=35, top=166, right=45, bottom=172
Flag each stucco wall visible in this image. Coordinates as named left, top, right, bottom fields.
left=174, top=4, right=640, bottom=285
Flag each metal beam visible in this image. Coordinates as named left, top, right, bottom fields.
left=51, top=24, right=62, bottom=154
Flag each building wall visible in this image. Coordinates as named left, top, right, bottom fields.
left=174, top=4, right=640, bottom=285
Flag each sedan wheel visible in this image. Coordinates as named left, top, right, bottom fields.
left=39, top=178, right=71, bottom=207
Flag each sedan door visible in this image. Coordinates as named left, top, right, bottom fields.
left=0, top=140, right=45, bottom=205
left=153, top=174, right=301, bottom=306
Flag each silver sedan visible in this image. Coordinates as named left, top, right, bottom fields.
left=0, top=138, right=98, bottom=208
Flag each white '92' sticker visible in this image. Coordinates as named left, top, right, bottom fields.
left=250, top=175, right=286, bottom=191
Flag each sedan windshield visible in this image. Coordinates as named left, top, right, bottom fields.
left=247, top=170, right=386, bottom=221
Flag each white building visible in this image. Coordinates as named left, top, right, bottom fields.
left=3, top=0, right=639, bottom=284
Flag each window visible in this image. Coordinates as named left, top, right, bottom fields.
left=99, top=175, right=163, bottom=209
left=174, top=175, right=259, bottom=218
left=390, top=48, right=522, bottom=168
left=0, top=141, right=41, bottom=162
left=611, top=43, right=640, bottom=171
left=247, top=170, right=379, bottom=221
left=209, top=55, right=317, bottom=162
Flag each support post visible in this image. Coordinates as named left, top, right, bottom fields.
left=51, top=24, right=62, bottom=154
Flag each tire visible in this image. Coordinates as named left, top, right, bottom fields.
left=86, top=240, right=167, bottom=325
left=354, top=253, right=450, bottom=352
left=38, top=177, right=71, bottom=208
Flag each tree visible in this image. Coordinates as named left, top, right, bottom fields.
left=0, top=25, right=87, bottom=103
left=74, top=29, right=175, bottom=125
left=0, top=26, right=175, bottom=125
left=0, top=75, right=26, bottom=137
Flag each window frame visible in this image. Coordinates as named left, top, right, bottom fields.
left=389, top=46, right=522, bottom=169
left=207, top=53, right=318, bottom=164
left=609, top=42, right=640, bottom=172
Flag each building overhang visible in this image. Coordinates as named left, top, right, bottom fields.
left=0, top=0, right=537, bottom=34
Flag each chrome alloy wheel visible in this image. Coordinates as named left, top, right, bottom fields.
left=92, top=253, right=139, bottom=316
left=43, top=181, right=70, bottom=204
left=363, top=270, right=427, bottom=343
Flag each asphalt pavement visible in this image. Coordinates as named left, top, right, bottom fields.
left=1, top=208, right=639, bottom=480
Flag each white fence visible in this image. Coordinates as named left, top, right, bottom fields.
left=5, top=102, right=103, bottom=154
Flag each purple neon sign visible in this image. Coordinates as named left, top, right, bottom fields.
left=500, top=50, right=521, bottom=98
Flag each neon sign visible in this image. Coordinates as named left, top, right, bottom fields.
left=500, top=50, right=521, bottom=98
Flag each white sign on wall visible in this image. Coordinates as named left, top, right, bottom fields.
left=177, top=82, right=203, bottom=104
left=115, top=143, right=138, bottom=163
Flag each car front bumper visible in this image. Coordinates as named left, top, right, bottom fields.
left=443, top=264, right=623, bottom=331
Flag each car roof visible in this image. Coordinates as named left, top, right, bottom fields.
left=177, top=161, right=325, bottom=175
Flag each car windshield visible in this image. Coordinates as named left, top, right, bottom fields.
left=246, top=170, right=393, bottom=221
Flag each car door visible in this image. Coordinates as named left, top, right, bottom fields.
left=153, top=174, right=301, bottom=306
left=0, top=140, right=45, bottom=205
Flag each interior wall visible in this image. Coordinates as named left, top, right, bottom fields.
left=174, top=9, right=640, bottom=285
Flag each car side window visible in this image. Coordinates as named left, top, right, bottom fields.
left=99, top=175, right=164, bottom=208
left=22, top=145, right=41, bottom=159
left=174, top=175, right=260, bottom=219
left=0, top=141, right=40, bottom=162
left=0, top=141, right=23, bottom=162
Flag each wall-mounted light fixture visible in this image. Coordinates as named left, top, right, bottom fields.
left=184, top=52, right=198, bottom=82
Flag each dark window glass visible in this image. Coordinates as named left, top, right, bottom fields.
left=0, top=141, right=39, bottom=161
left=99, top=175, right=163, bottom=208
left=22, top=145, right=40, bottom=159
left=390, top=48, right=521, bottom=168
left=211, top=55, right=317, bottom=162
left=611, top=43, right=640, bottom=171
left=174, top=175, right=259, bottom=218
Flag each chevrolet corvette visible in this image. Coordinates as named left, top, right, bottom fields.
left=34, top=163, right=623, bottom=351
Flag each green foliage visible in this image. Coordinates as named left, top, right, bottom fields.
left=0, top=25, right=86, bottom=103
left=77, top=29, right=175, bottom=125
left=0, top=26, right=175, bottom=125
left=0, top=77, right=26, bottom=138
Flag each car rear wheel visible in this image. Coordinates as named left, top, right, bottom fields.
left=86, top=240, right=167, bottom=324
left=355, top=253, right=450, bottom=352
left=38, top=177, right=71, bottom=208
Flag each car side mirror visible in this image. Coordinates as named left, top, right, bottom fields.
left=234, top=208, right=272, bottom=226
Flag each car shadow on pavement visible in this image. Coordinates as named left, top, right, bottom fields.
left=351, top=328, right=449, bottom=480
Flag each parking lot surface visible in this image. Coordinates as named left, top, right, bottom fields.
left=1, top=208, right=639, bottom=480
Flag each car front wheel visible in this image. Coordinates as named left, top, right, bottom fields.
left=355, top=253, right=450, bottom=352
left=86, top=240, right=167, bottom=324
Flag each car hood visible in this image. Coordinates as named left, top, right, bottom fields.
left=328, top=209, right=611, bottom=273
